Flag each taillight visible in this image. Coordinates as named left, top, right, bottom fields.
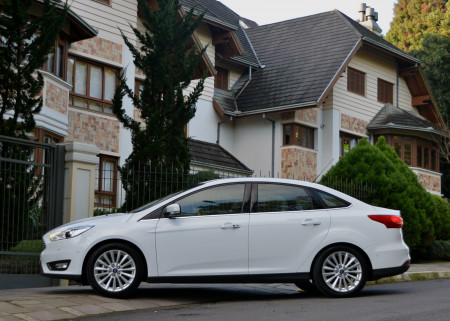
left=368, top=215, right=403, bottom=228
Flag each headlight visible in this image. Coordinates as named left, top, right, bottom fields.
left=48, top=226, right=94, bottom=242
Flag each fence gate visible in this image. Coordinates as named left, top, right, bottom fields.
left=0, top=135, right=65, bottom=289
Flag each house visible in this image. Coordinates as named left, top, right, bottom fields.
left=5, top=0, right=443, bottom=211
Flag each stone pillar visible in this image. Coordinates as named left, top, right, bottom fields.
left=62, top=142, right=99, bottom=224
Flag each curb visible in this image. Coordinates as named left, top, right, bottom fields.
left=367, top=271, right=450, bottom=285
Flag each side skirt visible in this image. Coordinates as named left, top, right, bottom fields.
left=147, top=273, right=310, bottom=284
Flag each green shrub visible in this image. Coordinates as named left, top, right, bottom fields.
left=320, top=138, right=433, bottom=251
left=423, top=240, right=450, bottom=261
left=431, top=195, right=450, bottom=240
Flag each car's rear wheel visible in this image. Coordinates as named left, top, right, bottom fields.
left=86, top=243, right=143, bottom=298
left=294, top=279, right=318, bottom=293
left=312, top=246, right=367, bottom=298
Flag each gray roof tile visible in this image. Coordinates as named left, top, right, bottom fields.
left=189, top=139, right=252, bottom=173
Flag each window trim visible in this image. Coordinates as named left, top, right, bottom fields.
left=347, top=67, right=366, bottom=96
left=41, top=34, right=68, bottom=80
left=67, top=55, right=118, bottom=115
left=339, top=132, right=361, bottom=158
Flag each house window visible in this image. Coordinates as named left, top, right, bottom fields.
left=95, top=155, right=118, bottom=207
left=378, top=78, right=394, bottom=104
left=347, top=67, right=365, bottom=96
left=67, top=56, right=118, bottom=114
left=283, top=124, right=314, bottom=149
left=42, top=35, right=67, bottom=79
left=340, top=133, right=360, bottom=157
left=214, top=66, right=229, bottom=90
left=377, top=135, right=439, bottom=172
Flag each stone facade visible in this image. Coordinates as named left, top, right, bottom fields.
left=281, top=108, right=318, bottom=125
left=67, top=110, right=120, bottom=153
left=70, top=37, right=122, bottom=64
left=341, top=113, right=368, bottom=135
left=414, top=170, right=441, bottom=194
left=281, top=147, right=318, bottom=182
left=45, top=81, right=68, bottom=115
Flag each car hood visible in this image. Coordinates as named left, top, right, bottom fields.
left=47, top=213, right=132, bottom=233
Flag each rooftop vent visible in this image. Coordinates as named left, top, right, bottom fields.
left=358, top=3, right=382, bottom=35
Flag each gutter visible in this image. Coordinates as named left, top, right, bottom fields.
left=223, top=101, right=317, bottom=117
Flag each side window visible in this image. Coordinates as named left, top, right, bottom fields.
left=315, top=191, right=350, bottom=208
left=175, top=184, right=245, bottom=217
left=255, top=184, right=320, bottom=213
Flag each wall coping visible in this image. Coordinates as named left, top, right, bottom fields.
left=60, top=142, right=99, bottom=165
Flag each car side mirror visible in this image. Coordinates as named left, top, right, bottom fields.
left=164, top=203, right=181, bottom=218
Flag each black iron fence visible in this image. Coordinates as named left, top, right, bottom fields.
left=0, top=135, right=64, bottom=275
left=94, top=163, right=373, bottom=214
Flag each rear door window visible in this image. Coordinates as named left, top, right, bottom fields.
left=254, top=184, right=321, bottom=213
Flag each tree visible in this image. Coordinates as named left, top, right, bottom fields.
left=320, top=138, right=434, bottom=251
left=386, top=0, right=449, bottom=52
left=0, top=0, right=68, bottom=138
left=387, top=1, right=450, bottom=197
left=112, top=0, right=207, bottom=210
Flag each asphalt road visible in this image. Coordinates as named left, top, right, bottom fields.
left=81, top=279, right=450, bottom=321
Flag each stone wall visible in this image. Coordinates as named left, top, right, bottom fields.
left=281, top=147, right=318, bottom=182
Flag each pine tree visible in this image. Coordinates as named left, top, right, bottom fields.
left=112, top=0, right=207, bottom=210
left=0, top=0, right=68, bottom=138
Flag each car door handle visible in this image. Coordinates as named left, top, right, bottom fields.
left=221, top=222, right=240, bottom=229
left=301, top=219, right=321, bottom=226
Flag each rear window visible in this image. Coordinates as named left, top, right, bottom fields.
left=315, top=190, right=351, bottom=208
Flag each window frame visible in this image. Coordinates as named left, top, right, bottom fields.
left=42, top=34, right=68, bottom=79
left=92, top=0, right=111, bottom=5
left=377, top=78, right=394, bottom=104
left=67, top=55, right=119, bottom=115
left=283, top=123, right=315, bottom=149
left=95, top=155, right=118, bottom=208
left=347, top=67, right=366, bottom=96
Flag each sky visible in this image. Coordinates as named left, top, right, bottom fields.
left=218, top=0, right=398, bottom=35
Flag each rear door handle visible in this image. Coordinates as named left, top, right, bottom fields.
left=221, top=222, right=240, bottom=229
left=301, top=219, right=321, bottom=226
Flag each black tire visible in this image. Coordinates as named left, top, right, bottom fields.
left=312, top=246, right=368, bottom=298
left=294, top=279, right=318, bottom=293
left=86, top=243, right=143, bottom=298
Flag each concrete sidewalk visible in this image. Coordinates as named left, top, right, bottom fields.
left=1, top=262, right=449, bottom=321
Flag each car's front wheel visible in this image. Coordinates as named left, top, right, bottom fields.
left=312, top=246, right=368, bottom=298
left=86, top=243, right=143, bottom=298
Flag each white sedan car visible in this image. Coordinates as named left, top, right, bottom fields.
left=41, top=178, right=410, bottom=298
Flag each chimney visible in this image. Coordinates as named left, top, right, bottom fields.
left=358, top=3, right=382, bottom=35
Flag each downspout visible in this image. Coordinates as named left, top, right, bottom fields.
left=216, top=116, right=233, bottom=145
left=263, top=113, right=275, bottom=178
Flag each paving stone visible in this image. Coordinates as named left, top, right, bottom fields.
left=0, top=303, right=28, bottom=314
left=25, top=308, right=77, bottom=321
left=98, top=302, right=135, bottom=312
left=9, top=314, right=39, bottom=321
left=58, top=307, right=86, bottom=317
left=68, top=304, right=111, bottom=315
left=119, top=300, right=159, bottom=310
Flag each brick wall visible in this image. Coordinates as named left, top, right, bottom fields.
left=45, top=81, right=68, bottom=115
left=281, top=147, right=318, bottom=181
left=67, top=110, right=120, bottom=153
left=70, top=37, right=122, bottom=64
left=414, top=170, right=441, bottom=194
left=281, top=108, right=318, bottom=125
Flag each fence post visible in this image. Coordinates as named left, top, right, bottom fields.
left=61, top=142, right=99, bottom=224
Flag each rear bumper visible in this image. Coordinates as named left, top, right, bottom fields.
left=370, top=261, right=410, bottom=281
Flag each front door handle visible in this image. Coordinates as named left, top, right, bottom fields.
left=301, top=219, right=321, bottom=226
left=221, top=222, right=240, bottom=229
